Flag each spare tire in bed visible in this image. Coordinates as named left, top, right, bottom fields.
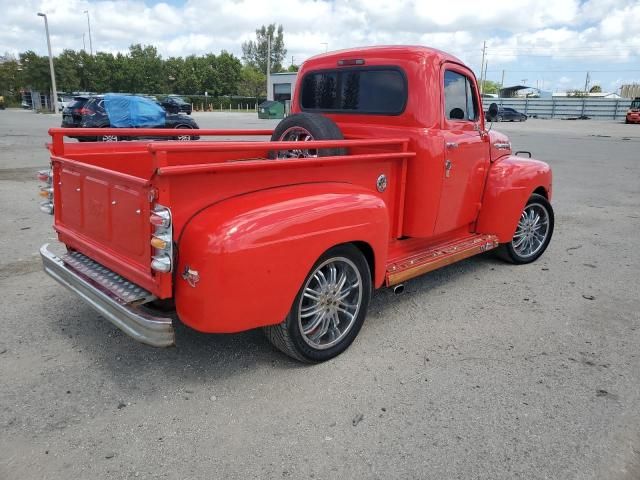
left=269, top=113, right=346, bottom=159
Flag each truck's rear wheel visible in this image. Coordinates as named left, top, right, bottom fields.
left=263, top=244, right=371, bottom=362
left=497, top=193, right=554, bottom=264
left=269, top=113, right=346, bottom=159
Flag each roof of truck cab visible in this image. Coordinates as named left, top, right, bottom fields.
left=304, top=45, right=464, bottom=66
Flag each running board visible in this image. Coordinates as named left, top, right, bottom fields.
left=385, top=234, right=499, bottom=286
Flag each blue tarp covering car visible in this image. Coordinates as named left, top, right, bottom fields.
left=103, top=94, right=166, bottom=127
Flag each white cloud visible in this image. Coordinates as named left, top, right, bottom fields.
left=1, top=0, right=639, bottom=91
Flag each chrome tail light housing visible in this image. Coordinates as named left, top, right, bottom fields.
left=37, top=168, right=54, bottom=214
left=150, top=205, right=173, bottom=273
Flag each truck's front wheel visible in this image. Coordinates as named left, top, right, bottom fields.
left=498, top=193, right=554, bottom=264
left=264, top=244, right=371, bottom=362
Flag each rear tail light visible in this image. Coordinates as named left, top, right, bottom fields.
left=150, top=210, right=171, bottom=228
left=37, top=169, right=54, bottom=215
left=150, top=205, right=173, bottom=273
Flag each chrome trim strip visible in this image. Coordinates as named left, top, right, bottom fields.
left=40, top=243, right=175, bottom=347
left=493, top=142, right=511, bottom=150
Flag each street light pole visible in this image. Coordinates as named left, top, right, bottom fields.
left=84, top=10, right=93, bottom=55
left=266, top=35, right=271, bottom=101
left=37, top=13, right=59, bottom=114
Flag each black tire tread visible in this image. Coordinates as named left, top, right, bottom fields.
left=263, top=244, right=371, bottom=362
left=263, top=319, right=309, bottom=363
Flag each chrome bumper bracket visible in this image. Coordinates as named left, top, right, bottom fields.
left=40, top=244, right=175, bottom=347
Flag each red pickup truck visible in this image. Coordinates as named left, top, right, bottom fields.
left=39, top=46, right=553, bottom=362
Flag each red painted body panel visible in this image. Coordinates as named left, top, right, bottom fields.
left=43, top=46, right=554, bottom=336
left=476, top=155, right=552, bottom=242
left=175, top=184, right=389, bottom=333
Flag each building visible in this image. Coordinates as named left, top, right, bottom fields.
left=621, top=84, right=640, bottom=99
left=267, top=72, right=298, bottom=107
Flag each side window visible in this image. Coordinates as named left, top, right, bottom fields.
left=444, top=70, right=478, bottom=122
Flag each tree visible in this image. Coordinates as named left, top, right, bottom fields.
left=125, top=44, right=165, bottom=93
left=215, top=51, right=243, bottom=95
left=480, top=80, right=501, bottom=95
left=0, top=56, right=21, bottom=97
left=589, top=85, right=602, bottom=93
left=242, top=24, right=287, bottom=74
left=55, top=50, right=82, bottom=92
left=287, top=64, right=299, bottom=72
left=19, top=51, right=51, bottom=91
left=238, top=65, right=266, bottom=99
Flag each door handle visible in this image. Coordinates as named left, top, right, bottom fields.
left=445, top=159, right=452, bottom=178
left=446, top=142, right=459, bottom=149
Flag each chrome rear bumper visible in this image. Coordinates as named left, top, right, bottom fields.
left=40, top=243, right=175, bottom=347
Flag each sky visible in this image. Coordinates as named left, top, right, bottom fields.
left=1, top=0, right=639, bottom=93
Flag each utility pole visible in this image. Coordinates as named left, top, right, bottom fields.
left=266, top=35, right=271, bottom=100
left=483, top=59, right=488, bottom=92
left=479, top=41, right=487, bottom=94
left=84, top=10, right=93, bottom=55
left=37, top=13, right=59, bottom=114
left=583, top=71, right=590, bottom=94
left=500, top=69, right=505, bottom=93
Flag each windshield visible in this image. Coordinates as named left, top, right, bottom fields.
left=631, top=99, right=640, bottom=109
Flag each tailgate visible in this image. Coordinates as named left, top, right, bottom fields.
left=51, top=157, right=160, bottom=294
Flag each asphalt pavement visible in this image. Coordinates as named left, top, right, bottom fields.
left=1, top=110, right=639, bottom=479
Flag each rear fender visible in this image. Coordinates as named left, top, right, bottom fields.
left=476, top=155, right=552, bottom=242
left=175, top=183, right=389, bottom=333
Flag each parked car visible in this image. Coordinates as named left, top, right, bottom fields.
left=39, top=46, right=553, bottom=362
left=625, top=97, right=640, bottom=124
left=159, top=95, right=192, bottom=114
left=485, top=106, right=527, bottom=122
left=63, top=94, right=199, bottom=141
left=61, top=95, right=91, bottom=127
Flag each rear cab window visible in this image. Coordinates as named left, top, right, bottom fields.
left=443, top=70, right=478, bottom=122
left=300, top=67, right=407, bottom=115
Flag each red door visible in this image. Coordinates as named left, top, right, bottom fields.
left=434, top=66, right=489, bottom=235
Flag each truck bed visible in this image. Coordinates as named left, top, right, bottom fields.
left=48, top=128, right=413, bottom=298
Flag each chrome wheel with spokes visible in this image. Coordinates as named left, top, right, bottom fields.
left=101, top=134, right=118, bottom=142
left=498, top=193, right=554, bottom=264
left=263, top=244, right=371, bottom=362
left=298, top=257, right=363, bottom=350
left=276, top=126, right=316, bottom=158
left=512, top=202, right=550, bottom=259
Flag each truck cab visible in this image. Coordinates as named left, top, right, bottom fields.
left=39, top=46, right=553, bottom=362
